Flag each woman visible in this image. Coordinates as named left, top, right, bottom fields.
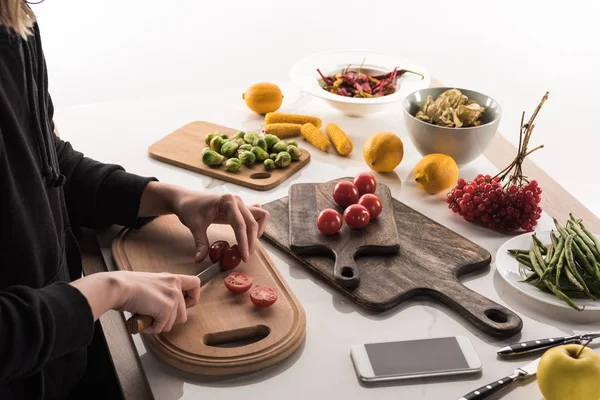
left=0, top=1, right=270, bottom=399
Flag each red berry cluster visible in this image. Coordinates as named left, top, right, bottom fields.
left=446, top=174, right=542, bottom=232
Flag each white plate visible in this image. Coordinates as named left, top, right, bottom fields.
left=289, top=50, right=430, bottom=117
left=496, top=230, right=600, bottom=311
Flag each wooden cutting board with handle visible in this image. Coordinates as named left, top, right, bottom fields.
left=289, top=180, right=400, bottom=288
left=112, top=214, right=306, bottom=375
left=148, top=121, right=310, bottom=191
left=262, top=178, right=523, bottom=339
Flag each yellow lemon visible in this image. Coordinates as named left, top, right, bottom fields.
left=413, top=154, right=459, bottom=194
left=363, top=132, right=404, bottom=172
left=242, top=83, right=283, bottom=115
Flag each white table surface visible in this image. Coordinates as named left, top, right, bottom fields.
left=55, top=86, right=599, bottom=400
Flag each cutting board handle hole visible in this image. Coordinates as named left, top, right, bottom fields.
left=340, top=267, right=355, bottom=278
left=250, top=172, right=272, bottom=180
left=203, top=325, right=271, bottom=348
left=484, top=309, right=508, bottom=323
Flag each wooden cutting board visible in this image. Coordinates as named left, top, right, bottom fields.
left=112, top=215, right=306, bottom=375
left=262, top=178, right=523, bottom=339
left=148, top=121, right=310, bottom=191
left=289, top=180, right=400, bottom=288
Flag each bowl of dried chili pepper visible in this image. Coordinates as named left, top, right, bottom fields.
left=290, top=50, right=431, bottom=117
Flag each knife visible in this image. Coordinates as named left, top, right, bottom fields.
left=124, top=261, right=223, bottom=335
left=458, top=357, right=540, bottom=400
left=497, top=331, right=600, bottom=357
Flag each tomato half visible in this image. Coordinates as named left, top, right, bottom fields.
left=358, top=194, right=382, bottom=219
left=224, top=272, right=253, bottom=294
left=316, top=208, right=343, bottom=235
left=343, top=204, right=371, bottom=229
left=209, top=240, right=230, bottom=263
left=221, top=244, right=242, bottom=270
left=332, top=181, right=359, bottom=207
left=249, top=285, right=278, bottom=308
left=353, top=172, right=377, bottom=195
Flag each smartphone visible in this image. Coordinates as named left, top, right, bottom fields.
left=350, top=336, right=482, bottom=382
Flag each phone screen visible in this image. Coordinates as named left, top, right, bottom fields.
left=364, top=337, right=469, bottom=376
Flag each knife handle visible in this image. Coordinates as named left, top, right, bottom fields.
left=458, top=372, right=520, bottom=400
left=125, top=314, right=153, bottom=334
left=497, top=336, right=569, bottom=356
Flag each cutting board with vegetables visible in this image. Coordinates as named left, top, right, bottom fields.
left=289, top=180, right=400, bottom=288
left=262, top=178, right=523, bottom=339
left=148, top=121, right=310, bottom=191
left=112, top=214, right=306, bottom=375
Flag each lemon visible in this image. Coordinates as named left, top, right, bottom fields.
left=242, top=83, right=283, bottom=115
left=414, top=154, right=459, bottom=194
left=363, top=132, right=404, bottom=172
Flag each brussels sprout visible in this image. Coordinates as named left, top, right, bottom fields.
left=220, top=141, right=240, bottom=158
left=286, top=145, right=301, bottom=161
left=202, top=147, right=212, bottom=156
left=286, top=140, right=298, bottom=147
left=235, top=131, right=246, bottom=139
left=239, top=150, right=256, bottom=166
left=264, top=159, right=275, bottom=171
left=251, top=146, right=269, bottom=162
left=253, top=138, right=268, bottom=152
left=210, top=136, right=226, bottom=153
left=205, top=132, right=220, bottom=146
left=225, top=158, right=242, bottom=172
left=274, top=151, right=291, bottom=168
left=272, top=141, right=288, bottom=153
left=239, top=144, right=252, bottom=152
left=264, top=134, right=280, bottom=152
left=202, top=149, right=225, bottom=167
left=269, top=153, right=278, bottom=161
left=221, top=134, right=229, bottom=140
left=243, top=131, right=259, bottom=144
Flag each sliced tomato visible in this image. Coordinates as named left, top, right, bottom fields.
left=224, top=272, right=253, bottom=294
left=209, top=240, right=230, bottom=263
left=249, top=285, right=278, bottom=308
left=221, top=245, right=242, bottom=270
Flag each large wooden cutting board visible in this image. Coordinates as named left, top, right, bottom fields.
left=112, top=215, right=306, bottom=375
left=262, top=178, right=523, bottom=339
left=148, top=121, right=310, bottom=190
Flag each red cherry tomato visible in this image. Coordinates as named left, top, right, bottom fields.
left=209, top=240, right=230, bottom=263
left=332, top=181, right=359, bottom=207
left=224, top=272, right=253, bottom=294
left=358, top=194, right=382, bottom=219
left=221, top=245, right=242, bottom=270
left=353, top=172, right=377, bottom=195
left=316, top=208, right=343, bottom=235
left=249, top=285, right=278, bottom=308
left=343, top=204, right=371, bottom=229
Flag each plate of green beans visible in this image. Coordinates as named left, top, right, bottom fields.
left=496, top=214, right=600, bottom=311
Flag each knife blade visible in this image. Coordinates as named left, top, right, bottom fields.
left=125, top=261, right=223, bottom=335
left=458, top=357, right=540, bottom=400
left=497, top=331, right=600, bottom=357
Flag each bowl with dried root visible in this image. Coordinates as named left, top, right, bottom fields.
left=402, top=87, right=502, bottom=166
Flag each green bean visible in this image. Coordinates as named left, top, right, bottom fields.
left=568, top=220, right=599, bottom=258
left=508, top=249, right=531, bottom=257
left=516, top=255, right=535, bottom=271
left=579, top=221, right=600, bottom=262
left=572, top=242, right=598, bottom=282
left=555, top=247, right=566, bottom=286
left=570, top=233, right=598, bottom=269
left=547, top=236, right=565, bottom=268
left=532, top=234, right=548, bottom=255
left=529, top=251, right=546, bottom=278
left=543, top=280, right=584, bottom=311
left=546, top=242, right=555, bottom=266
left=533, top=238, right=547, bottom=270
left=550, top=231, right=559, bottom=247
left=554, top=218, right=570, bottom=240
left=565, top=235, right=595, bottom=299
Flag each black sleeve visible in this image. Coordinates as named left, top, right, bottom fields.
left=0, top=282, right=95, bottom=383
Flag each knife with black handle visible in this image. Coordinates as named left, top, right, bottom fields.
left=496, top=331, right=600, bottom=357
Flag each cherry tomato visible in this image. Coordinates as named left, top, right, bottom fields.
left=343, top=204, right=370, bottom=229
left=332, top=181, right=359, bottom=207
left=353, top=172, right=377, bottom=195
left=358, top=194, right=382, bottom=219
left=224, top=272, right=253, bottom=294
left=221, top=245, right=242, bottom=270
left=316, top=208, right=343, bottom=235
left=249, top=285, right=278, bottom=308
left=209, top=240, right=230, bottom=263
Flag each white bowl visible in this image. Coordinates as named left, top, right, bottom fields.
left=290, top=50, right=431, bottom=117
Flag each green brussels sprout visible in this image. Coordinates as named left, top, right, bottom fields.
left=239, top=150, right=256, bottom=166
left=205, top=132, right=220, bottom=146
left=264, top=159, right=275, bottom=171
left=220, top=141, right=240, bottom=158
left=202, top=149, right=225, bottom=167
left=221, top=134, right=229, bottom=140
left=253, top=138, right=268, bottom=152
left=264, top=134, right=280, bottom=152
left=269, top=153, right=278, bottom=161
left=251, top=146, right=269, bottom=162
left=243, top=131, right=259, bottom=144
left=210, top=136, right=226, bottom=153
left=274, top=151, right=292, bottom=168
left=272, top=141, right=288, bottom=153
left=235, top=131, right=246, bottom=139
left=239, top=144, right=252, bottom=152
left=225, top=158, right=242, bottom=172
left=202, top=147, right=212, bottom=156
left=286, top=140, right=298, bottom=147
left=286, top=145, right=301, bottom=161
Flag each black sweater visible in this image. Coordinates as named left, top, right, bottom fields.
left=1, top=23, right=156, bottom=399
